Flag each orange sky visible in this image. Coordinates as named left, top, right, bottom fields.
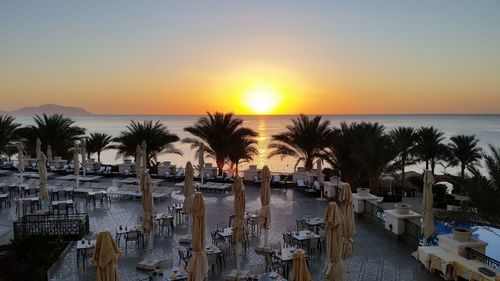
left=1, top=1, right=499, bottom=115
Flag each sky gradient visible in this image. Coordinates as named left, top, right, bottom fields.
left=1, top=0, right=500, bottom=114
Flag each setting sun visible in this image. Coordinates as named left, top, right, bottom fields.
left=242, top=85, right=281, bottom=114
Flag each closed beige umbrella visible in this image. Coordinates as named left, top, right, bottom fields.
left=36, top=138, right=41, bottom=158
left=92, top=231, right=121, bottom=281
left=259, top=165, right=271, bottom=248
left=47, top=145, right=52, bottom=162
left=135, top=144, right=142, bottom=178
left=233, top=176, right=246, bottom=272
left=184, top=162, right=194, bottom=214
left=187, top=192, right=208, bottom=281
left=141, top=140, right=147, bottom=171
left=198, top=143, right=205, bottom=184
left=422, top=170, right=435, bottom=241
left=339, top=183, right=355, bottom=260
left=140, top=170, right=154, bottom=236
left=324, top=202, right=342, bottom=281
left=38, top=152, right=49, bottom=200
left=81, top=140, right=87, bottom=178
left=291, top=249, right=312, bottom=281
left=17, top=143, right=24, bottom=184
left=73, top=143, right=80, bottom=176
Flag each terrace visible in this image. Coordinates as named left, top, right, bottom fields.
left=0, top=175, right=444, bottom=281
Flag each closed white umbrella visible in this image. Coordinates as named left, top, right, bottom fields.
left=135, top=144, right=142, bottom=178
left=140, top=169, right=154, bottom=259
left=81, top=140, right=87, bottom=178
left=17, top=143, right=24, bottom=184
left=316, top=160, right=324, bottom=199
left=36, top=138, right=41, bottom=159
left=259, top=165, right=271, bottom=248
left=73, top=143, right=80, bottom=189
left=198, top=143, right=205, bottom=184
left=141, top=140, right=147, bottom=172
left=422, top=170, right=435, bottom=242
left=47, top=145, right=52, bottom=162
left=38, top=152, right=49, bottom=200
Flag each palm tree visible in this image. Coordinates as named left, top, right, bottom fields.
left=227, top=137, right=258, bottom=174
left=16, top=114, right=85, bottom=159
left=332, top=122, right=394, bottom=194
left=267, top=114, right=331, bottom=171
left=183, top=112, right=257, bottom=175
left=113, top=120, right=181, bottom=168
left=389, top=127, right=418, bottom=191
left=0, top=115, right=20, bottom=155
left=483, top=144, right=500, bottom=189
left=447, top=135, right=482, bottom=178
left=416, top=126, right=448, bottom=175
left=85, top=132, right=113, bottom=162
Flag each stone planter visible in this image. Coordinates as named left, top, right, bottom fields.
left=395, top=203, right=411, bottom=214
left=357, top=188, right=370, bottom=196
left=453, top=227, right=472, bottom=242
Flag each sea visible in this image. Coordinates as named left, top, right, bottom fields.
left=13, top=114, right=500, bottom=259
left=14, top=114, right=500, bottom=175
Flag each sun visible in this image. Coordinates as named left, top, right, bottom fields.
left=242, top=85, right=281, bottom=114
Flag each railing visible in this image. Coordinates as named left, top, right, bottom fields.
left=363, top=200, right=385, bottom=225
left=466, top=247, right=500, bottom=271
left=13, top=213, right=89, bottom=240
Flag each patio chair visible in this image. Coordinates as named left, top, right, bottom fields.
left=57, top=202, right=67, bottom=215
left=296, top=219, right=306, bottom=231
left=215, top=241, right=228, bottom=267
left=207, top=253, right=219, bottom=276
left=264, top=252, right=284, bottom=273
left=249, top=264, right=266, bottom=279
left=308, top=238, right=320, bottom=258
left=154, top=259, right=173, bottom=275
left=125, top=230, right=141, bottom=253
left=177, top=248, right=189, bottom=268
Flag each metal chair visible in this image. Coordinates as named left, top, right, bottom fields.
left=125, top=230, right=140, bottom=253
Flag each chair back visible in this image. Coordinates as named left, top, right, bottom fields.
left=126, top=230, right=138, bottom=240
left=157, top=259, right=173, bottom=270
left=207, top=253, right=217, bottom=266
left=309, top=237, right=319, bottom=249
left=249, top=264, right=265, bottom=275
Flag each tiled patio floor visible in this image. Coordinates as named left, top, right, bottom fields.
left=0, top=178, right=441, bottom=281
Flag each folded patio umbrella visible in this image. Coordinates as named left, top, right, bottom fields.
left=291, top=249, right=312, bottom=281
left=187, top=192, right=208, bottom=281
left=198, top=143, right=205, bottom=184
left=73, top=143, right=80, bottom=176
left=422, top=170, right=435, bottom=240
left=38, top=152, right=49, bottom=200
left=183, top=161, right=194, bottom=214
left=135, top=144, right=142, bottom=178
left=259, top=165, right=271, bottom=247
left=233, top=176, right=246, bottom=271
left=140, top=170, right=154, bottom=235
left=17, top=143, right=24, bottom=173
left=36, top=138, right=41, bottom=159
left=324, top=202, right=342, bottom=281
left=47, top=145, right=52, bottom=162
left=81, top=140, right=86, bottom=177
left=92, top=231, right=121, bottom=281
left=339, top=183, right=355, bottom=259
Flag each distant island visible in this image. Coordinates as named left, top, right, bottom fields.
left=2, top=104, right=92, bottom=116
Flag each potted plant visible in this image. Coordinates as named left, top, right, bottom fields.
left=395, top=203, right=411, bottom=214
left=453, top=227, right=472, bottom=241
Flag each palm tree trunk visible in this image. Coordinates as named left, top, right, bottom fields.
left=431, top=159, right=435, bottom=175
left=216, top=158, right=224, bottom=176
left=97, top=151, right=101, bottom=162
left=425, top=160, right=429, bottom=170
left=461, top=162, right=465, bottom=178
left=304, top=158, right=313, bottom=171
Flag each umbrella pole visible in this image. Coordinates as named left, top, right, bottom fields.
left=201, top=167, right=204, bottom=184
left=236, top=241, right=242, bottom=272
